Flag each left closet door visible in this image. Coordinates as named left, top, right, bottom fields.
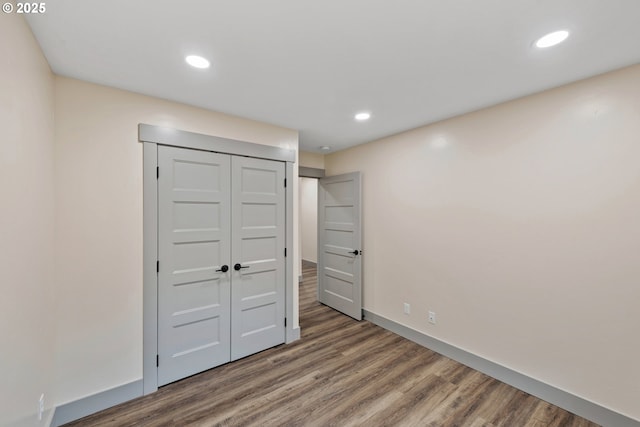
left=157, top=145, right=231, bottom=386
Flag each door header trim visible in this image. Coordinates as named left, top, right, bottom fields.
left=299, top=166, right=325, bottom=178
left=138, top=123, right=296, bottom=163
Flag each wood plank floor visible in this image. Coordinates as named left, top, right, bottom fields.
left=65, top=265, right=599, bottom=426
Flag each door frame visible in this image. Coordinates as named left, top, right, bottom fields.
left=139, top=124, right=298, bottom=395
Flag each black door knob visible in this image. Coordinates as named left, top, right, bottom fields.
left=349, top=250, right=360, bottom=255
left=234, top=263, right=250, bottom=271
left=215, top=265, right=229, bottom=273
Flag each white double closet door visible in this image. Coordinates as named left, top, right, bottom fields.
left=157, top=145, right=286, bottom=386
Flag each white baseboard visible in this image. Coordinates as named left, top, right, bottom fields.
left=287, top=325, right=301, bottom=343
left=51, top=380, right=143, bottom=426
left=363, top=309, right=639, bottom=427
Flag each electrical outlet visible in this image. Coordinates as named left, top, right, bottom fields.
left=403, top=303, right=411, bottom=315
left=38, top=394, right=44, bottom=421
left=428, top=311, right=436, bottom=324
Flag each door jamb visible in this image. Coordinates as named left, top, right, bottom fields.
left=140, top=124, right=298, bottom=395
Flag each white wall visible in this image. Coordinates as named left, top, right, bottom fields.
left=53, top=76, right=299, bottom=406
left=325, top=65, right=640, bottom=421
left=0, top=15, right=56, bottom=427
left=299, top=177, right=318, bottom=263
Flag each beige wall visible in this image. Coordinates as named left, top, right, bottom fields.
left=299, top=150, right=325, bottom=169
left=0, top=15, right=56, bottom=427
left=53, top=77, right=299, bottom=405
left=299, top=177, right=318, bottom=263
left=3, top=10, right=637, bottom=423
left=325, top=65, right=640, bottom=420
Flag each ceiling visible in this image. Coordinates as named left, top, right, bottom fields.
left=26, top=0, right=640, bottom=153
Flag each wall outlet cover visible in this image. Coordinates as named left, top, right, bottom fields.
left=428, top=311, right=436, bottom=324
left=403, top=303, right=411, bottom=315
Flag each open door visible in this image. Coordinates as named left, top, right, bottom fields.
left=317, top=172, right=362, bottom=320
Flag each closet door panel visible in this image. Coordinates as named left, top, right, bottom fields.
left=231, top=156, right=286, bottom=360
left=157, top=146, right=231, bottom=386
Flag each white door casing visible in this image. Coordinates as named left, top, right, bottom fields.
left=141, top=124, right=297, bottom=395
left=318, top=172, right=362, bottom=320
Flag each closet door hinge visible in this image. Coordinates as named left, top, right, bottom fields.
left=284, top=317, right=287, bottom=327
left=156, top=260, right=159, bottom=273
left=156, top=355, right=159, bottom=367
left=156, top=166, right=159, bottom=179
left=284, top=248, right=287, bottom=257
left=284, top=178, right=287, bottom=188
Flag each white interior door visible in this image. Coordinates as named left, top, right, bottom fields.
left=231, top=156, right=286, bottom=359
left=157, top=146, right=231, bottom=386
left=318, top=172, right=362, bottom=320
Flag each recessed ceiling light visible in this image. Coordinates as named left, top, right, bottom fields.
left=320, top=146, right=331, bottom=151
left=355, top=112, right=371, bottom=121
left=535, top=30, right=569, bottom=48
left=185, top=55, right=210, bottom=69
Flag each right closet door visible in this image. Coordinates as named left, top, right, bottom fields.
left=157, top=145, right=286, bottom=386
left=230, top=155, right=286, bottom=360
